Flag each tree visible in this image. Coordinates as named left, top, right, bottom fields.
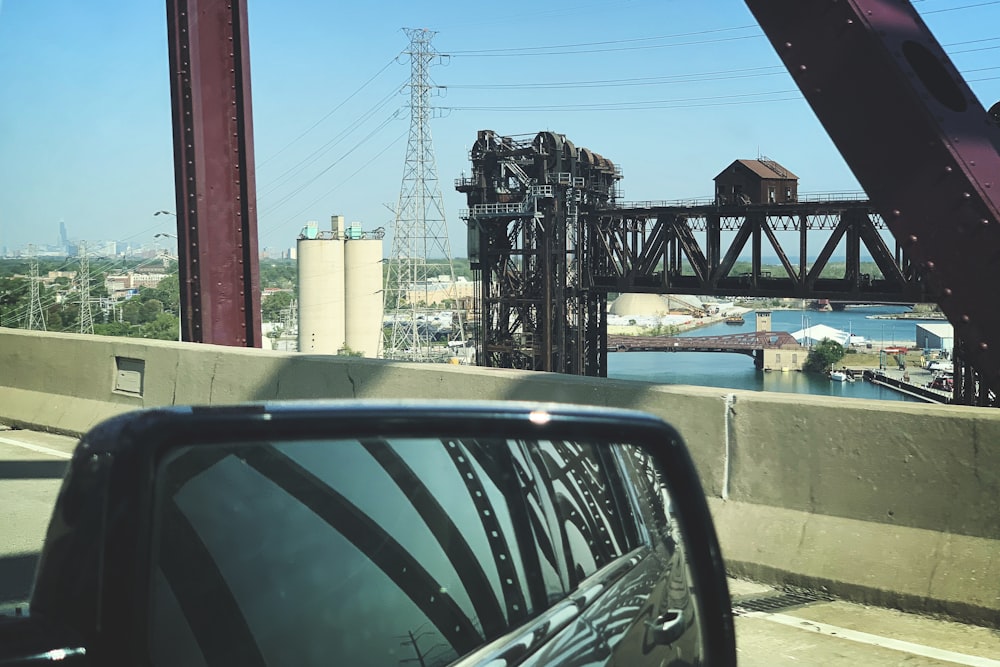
left=139, top=299, right=164, bottom=323
left=803, top=338, right=846, bottom=373
left=141, top=275, right=180, bottom=314
left=261, top=291, right=293, bottom=322
left=140, top=312, right=180, bottom=340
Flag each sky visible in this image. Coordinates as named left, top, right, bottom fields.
left=0, top=0, right=998, bottom=259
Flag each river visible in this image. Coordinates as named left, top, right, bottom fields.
left=606, top=305, right=946, bottom=402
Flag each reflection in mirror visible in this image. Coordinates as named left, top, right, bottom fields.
left=149, top=436, right=703, bottom=666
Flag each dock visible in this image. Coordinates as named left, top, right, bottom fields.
left=861, top=368, right=952, bottom=404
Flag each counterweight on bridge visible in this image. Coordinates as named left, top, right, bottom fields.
left=457, top=130, right=621, bottom=376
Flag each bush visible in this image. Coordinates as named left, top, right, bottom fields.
left=804, top=338, right=846, bottom=373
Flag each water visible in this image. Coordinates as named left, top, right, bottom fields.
left=607, top=306, right=945, bottom=402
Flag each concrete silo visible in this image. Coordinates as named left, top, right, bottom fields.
left=344, top=225, right=384, bottom=358
left=297, top=217, right=346, bottom=353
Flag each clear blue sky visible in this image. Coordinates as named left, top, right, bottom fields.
left=0, top=0, right=997, bottom=257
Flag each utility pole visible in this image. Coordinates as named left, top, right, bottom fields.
left=383, top=28, right=464, bottom=362
left=78, top=242, right=94, bottom=335
left=27, top=245, right=46, bottom=331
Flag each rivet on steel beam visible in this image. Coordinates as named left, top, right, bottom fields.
left=961, top=314, right=971, bottom=323
left=907, top=234, right=918, bottom=244
left=784, top=42, right=793, bottom=49
left=942, top=288, right=953, bottom=297
left=891, top=209, right=901, bottom=217
left=924, top=261, right=935, bottom=271
left=798, top=65, right=807, bottom=72
left=980, top=342, right=989, bottom=351
left=962, top=192, right=972, bottom=199
left=982, top=218, right=990, bottom=226
left=944, top=166, right=953, bottom=173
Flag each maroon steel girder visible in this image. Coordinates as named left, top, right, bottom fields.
left=167, top=0, right=262, bottom=346
left=745, top=0, right=1000, bottom=393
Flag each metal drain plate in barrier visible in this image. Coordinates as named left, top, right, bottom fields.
left=732, top=589, right=834, bottom=616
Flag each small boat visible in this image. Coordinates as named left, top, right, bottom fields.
left=724, top=315, right=744, bottom=325
left=830, top=371, right=849, bottom=382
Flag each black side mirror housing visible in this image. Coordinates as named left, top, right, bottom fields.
left=11, top=401, right=736, bottom=666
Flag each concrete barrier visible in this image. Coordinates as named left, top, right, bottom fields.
left=1, top=327, right=998, bottom=625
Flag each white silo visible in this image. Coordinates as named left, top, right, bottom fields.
left=344, top=227, right=384, bottom=358
left=297, top=219, right=346, bottom=353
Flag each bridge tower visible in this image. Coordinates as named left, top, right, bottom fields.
left=383, top=28, right=464, bottom=362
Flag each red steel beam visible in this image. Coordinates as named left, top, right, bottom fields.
left=166, top=0, right=262, bottom=346
left=745, top=0, right=1000, bottom=395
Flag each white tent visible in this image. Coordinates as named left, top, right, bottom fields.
left=791, top=324, right=865, bottom=347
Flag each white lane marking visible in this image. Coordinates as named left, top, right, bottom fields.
left=0, top=435, right=73, bottom=460
left=744, top=611, right=1000, bottom=666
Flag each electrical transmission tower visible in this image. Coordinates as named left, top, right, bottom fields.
left=78, top=242, right=94, bottom=334
left=383, top=28, right=464, bottom=362
left=27, top=246, right=46, bottom=331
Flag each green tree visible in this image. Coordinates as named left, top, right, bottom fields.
left=262, top=291, right=293, bottom=322
left=139, top=312, right=180, bottom=340
left=139, top=299, right=164, bottom=323
left=141, top=275, right=180, bottom=314
left=804, top=338, right=846, bottom=373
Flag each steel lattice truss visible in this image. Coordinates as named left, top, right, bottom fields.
left=458, top=130, right=620, bottom=374
left=608, top=331, right=800, bottom=356
left=459, top=132, right=928, bottom=377
left=589, top=202, right=926, bottom=302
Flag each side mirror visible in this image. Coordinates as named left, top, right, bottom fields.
left=18, top=401, right=736, bottom=666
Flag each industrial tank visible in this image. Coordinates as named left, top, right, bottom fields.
left=344, top=237, right=384, bottom=358
left=297, top=237, right=346, bottom=353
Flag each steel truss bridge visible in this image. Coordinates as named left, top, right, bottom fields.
left=458, top=130, right=924, bottom=379
left=591, top=201, right=923, bottom=302
left=607, top=332, right=801, bottom=370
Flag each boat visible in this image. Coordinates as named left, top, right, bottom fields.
left=724, top=315, right=745, bottom=325
left=830, top=371, right=849, bottom=382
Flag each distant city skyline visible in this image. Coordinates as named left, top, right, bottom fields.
left=1, top=1, right=997, bottom=257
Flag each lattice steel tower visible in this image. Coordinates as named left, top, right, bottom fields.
left=383, top=28, right=463, bottom=361
left=78, top=242, right=94, bottom=335
left=27, top=246, right=46, bottom=331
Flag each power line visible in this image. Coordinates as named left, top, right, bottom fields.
left=443, top=65, right=786, bottom=90
left=923, top=1, right=1000, bottom=13
left=449, top=33, right=763, bottom=58
left=440, top=93, right=803, bottom=113
left=447, top=24, right=759, bottom=54
left=256, top=55, right=403, bottom=167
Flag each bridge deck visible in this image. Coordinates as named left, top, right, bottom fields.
left=608, top=331, right=800, bottom=353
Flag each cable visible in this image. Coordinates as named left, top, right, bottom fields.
left=256, top=55, right=402, bottom=167
left=441, top=95, right=802, bottom=113
left=449, top=33, right=763, bottom=58
left=441, top=89, right=800, bottom=112
left=259, top=130, right=407, bottom=244
left=924, top=1, right=1000, bottom=13
left=447, top=24, right=759, bottom=55
left=259, top=110, right=401, bottom=218
left=443, top=66, right=786, bottom=91
left=257, top=81, right=406, bottom=201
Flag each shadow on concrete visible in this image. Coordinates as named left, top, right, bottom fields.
left=0, top=553, right=36, bottom=604
left=0, top=460, right=69, bottom=480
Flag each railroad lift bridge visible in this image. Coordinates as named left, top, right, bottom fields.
left=457, top=132, right=926, bottom=379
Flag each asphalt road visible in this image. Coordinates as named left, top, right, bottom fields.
left=2, top=427, right=999, bottom=664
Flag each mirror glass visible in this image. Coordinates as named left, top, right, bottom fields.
left=148, top=436, right=703, bottom=666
